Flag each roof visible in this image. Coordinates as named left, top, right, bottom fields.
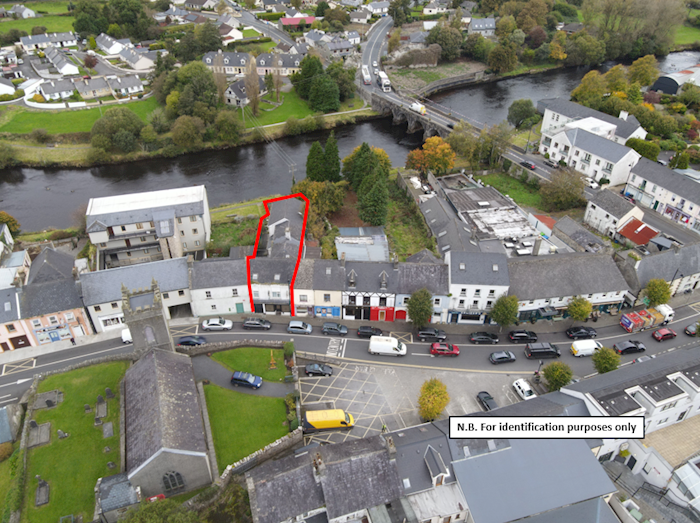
left=470, top=17, right=495, bottom=30
left=449, top=252, right=509, bottom=286
left=249, top=258, right=296, bottom=285
left=539, top=98, right=644, bottom=140
left=203, top=51, right=250, bottom=67
left=350, top=9, right=370, bottom=19
left=632, top=157, right=700, bottom=205
left=96, top=33, right=120, bottom=50
left=74, top=76, right=109, bottom=94
left=99, top=473, right=139, bottom=513
left=398, top=261, right=448, bottom=295
left=453, top=438, right=615, bottom=523
left=27, top=248, right=73, bottom=284
left=191, top=258, right=248, bottom=289
left=256, top=52, right=300, bottom=68
left=20, top=279, right=83, bottom=318
left=563, top=127, right=636, bottom=163
left=345, top=261, right=399, bottom=293
left=410, top=32, right=428, bottom=43
left=633, top=242, right=700, bottom=292
left=335, top=228, right=390, bottom=262
left=617, top=218, right=658, bottom=245
left=268, top=198, right=305, bottom=242
left=294, top=258, right=314, bottom=289
left=280, top=16, right=315, bottom=24
left=312, top=259, right=345, bottom=291
left=406, top=249, right=440, bottom=264
left=533, top=214, right=556, bottom=230
left=0, top=287, right=19, bottom=324
left=85, top=185, right=206, bottom=232
left=20, top=32, right=75, bottom=46
left=327, top=39, right=353, bottom=51
left=507, top=252, right=628, bottom=300
left=107, top=75, right=143, bottom=90
left=124, top=349, right=207, bottom=475
left=522, top=497, right=620, bottom=523
left=552, top=216, right=606, bottom=253
left=39, top=79, right=74, bottom=95
left=419, top=196, right=478, bottom=255
left=80, top=257, right=189, bottom=305
left=589, top=189, right=636, bottom=219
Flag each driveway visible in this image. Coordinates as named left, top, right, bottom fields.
left=191, top=354, right=293, bottom=397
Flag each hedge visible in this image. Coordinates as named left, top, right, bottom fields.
left=259, top=12, right=284, bottom=20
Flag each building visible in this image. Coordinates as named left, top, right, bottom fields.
left=73, top=76, right=111, bottom=100
left=0, top=404, right=22, bottom=444
left=279, top=16, right=315, bottom=30
left=255, top=53, right=301, bottom=76
left=350, top=9, right=371, bottom=23
left=650, top=66, right=700, bottom=95
left=106, top=75, right=144, bottom=97
left=218, top=23, right=243, bottom=42
left=552, top=216, right=608, bottom=253
left=327, top=37, right=353, bottom=56
left=303, top=29, right=326, bottom=47
left=334, top=227, right=390, bottom=262
left=124, top=349, right=214, bottom=497
left=38, top=79, right=75, bottom=100
left=508, top=252, right=629, bottom=321
left=423, top=2, right=447, bottom=14
left=20, top=32, right=76, bottom=52
left=85, top=185, right=211, bottom=269
left=0, top=287, right=33, bottom=352
left=8, top=4, right=34, bottom=17
left=96, top=33, right=125, bottom=55
left=44, top=46, right=79, bottom=76
left=185, top=0, right=218, bottom=9
left=249, top=258, right=296, bottom=315
left=0, top=77, right=14, bottom=96
left=190, top=257, right=250, bottom=317
left=202, top=50, right=250, bottom=76
left=467, top=18, right=495, bottom=36
left=95, top=473, right=141, bottom=523
left=444, top=251, right=509, bottom=324
left=395, top=250, right=449, bottom=323
left=624, top=157, right=700, bottom=233
left=346, top=30, right=360, bottom=45
left=615, top=217, right=658, bottom=247
left=119, top=47, right=156, bottom=70
left=418, top=196, right=476, bottom=257
left=342, top=261, right=397, bottom=321
left=312, top=259, right=345, bottom=318
left=293, top=258, right=315, bottom=316
left=266, top=198, right=306, bottom=259
left=367, top=1, right=390, bottom=14
left=584, top=190, right=643, bottom=238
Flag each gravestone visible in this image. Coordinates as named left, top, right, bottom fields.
left=28, top=422, right=51, bottom=448
left=105, top=387, right=115, bottom=399
left=35, top=476, right=50, bottom=506
left=34, top=390, right=59, bottom=409
left=29, top=420, right=38, bottom=429
left=95, top=397, right=107, bottom=419
left=84, top=404, right=91, bottom=413
left=103, top=446, right=111, bottom=453
left=94, top=416, right=103, bottom=427
left=58, top=429, right=69, bottom=439
left=97, top=395, right=104, bottom=404
left=102, top=422, right=113, bottom=439
left=45, top=399, right=54, bottom=408
left=107, top=461, right=116, bottom=469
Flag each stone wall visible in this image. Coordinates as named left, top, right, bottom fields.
left=175, top=339, right=285, bottom=357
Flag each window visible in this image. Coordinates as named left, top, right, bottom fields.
left=140, top=236, right=147, bottom=242
left=486, top=301, right=493, bottom=308
left=380, top=297, right=387, bottom=306
left=163, top=293, right=169, bottom=299
left=126, top=252, right=132, bottom=257
left=474, top=289, right=481, bottom=297
left=94, top=305, right=102, bottom=312
left=661, top=401, right=678, bottom=411
left=144, top=249, right=149, bottom=254
left=190, top=216, right=197, bottom=222
left=121, top=226, right=126, bottom=232
left=211, top=305, right=217, bottom=310
left=460, top=288, right=466, bottom=296
left=363, top=296, right=370, bottom=306
left=657, top=418, right=669, bottom=426
left=631, top=174, right=636, bottom=182
left=595, top=159, right=600, bottom=165
left=458, top=300, right=465, bottom=307
left=179, top=290, right=185, bottom=296
left=136, top=223, right=143, bottom=230
left=324, top=294, right=331, bottom=302
left=488, top=289, right=495, bottom=296
left=195, top=241, right=200, bottom=246
left=64, top=312, right=75, bottom=322
left=574, top=150, right=579, bottom=156
left=183, top=243, right=187, bottom=249
left=162, top=472, right=185, bottom=492
left=177, top=218, right=182, bottom=224
left=206, top=291, right=212, bottom=299
left=192, top=229, right=198, bottom=235
left=48, top=316, right=59, bottom=325
left=299, top=295, right=308, bottom=302
left=349, top=296, right=356, bottom=305
left=272, top=292, right=281, bottom=298
left=31, top=318, right=42, bottom=328
left=100, top=243, right=107, bottom=247
left=583, top=153, right=591, bottom=162
left=434, top=298, right=440, bottom=306
left=232, top=289, right=238, bottom=297
left=180, top=231, right=185, bottom=236
left=252, top=273, right=258, bottom=280
left=473, top=300, right=479, bottom=307
left=253, top=291, right=259, bottom=298
left=157, top=247, right=161, bottom=252
left=111, top=302, right=118, bottom=309
left=652, top=184, right=657, bottom=193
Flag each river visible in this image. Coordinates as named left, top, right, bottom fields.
left=2, top=51, right=699, bottom=231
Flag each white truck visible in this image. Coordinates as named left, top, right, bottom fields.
left=410, top=102, right=426, bottom=115
left=376, top=71, right=391, bottom=93
left=368, top=336, right=406, bottom=356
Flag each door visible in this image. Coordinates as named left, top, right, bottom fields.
left=451, top=313, right=458, bottom=323
left=379, top=310, right=385, bottom=321
left=48, top=330, right=61, bottom=342
left=626, top=456, right=637, bottom=470
left=236, top=302, right=244, bottom=314
left=125, top=239, right=131, bottom=248
left=678, top=410, right=688, bottom=422
left=653, top=201, right=659, bottom=211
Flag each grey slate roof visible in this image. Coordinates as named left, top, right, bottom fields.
left=99, top=473, right=139, bottom=513
left=589, top=189, right=636, bottom=219
left=345, top=261, right=399, bottom=293
left=96, top=33, right=120, bottom=50
left=294, top=258, right=315, bottom=289
left=107, top=75, right=143, bottom=91
left=40, top=79, right=74, bottom=95
left=453, top=438, right=615, bottom=523
left=20, top=279, right=83, bottom=318
left=327, top=39, right=353, bottom=51
left=507, top=253, right=628, bottom=301
left=634, top=242, right=700, bottom=291
left=191, top=258, right=248, bottom=289
left=74, top=76, right=109, bottom=95
left=86, top=194, right=204, bottom=232
left=312, top=259, right=345, bottom=291
left=409, top=31, right=428, bottom=44
left=20, top=32, right=75, bottom=47
left=256, top=52, right=300, bottom=68
left=564, top=127, right=634, bottom=163
left=27, top=248, right=73, bottom=284
left=226, top=76, right=266, bottom=101
left=538, top=98, right=644, bottom=140
left=449, top=252, right=509, bottom=286
left=80, top=258, right=189, bottom=305
left=514, top=493, right=619, bottom=523
left=406, top=249, right=440, bottom=264
left=249, top=258, right=296, bottom=284
left=398, top=261, right=448, bottom=295
left=0, top=77, right=13, bottom=90
left=553, top=216, right=606, bottom=253
left=632, top=157, right=700, bottom=205
left=419, top=196, right=478, bottom=255
left=203, top=50, right=250, bottom=67
left=470, top=17, right=495, bottom=30
left=124, top=349, right=207, bottom=475
left=0, top=287, right=19, bottom=324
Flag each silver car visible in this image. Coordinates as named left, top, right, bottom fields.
left=201, top=317, right=233, bottom=331
left=287, top=320, right=312, bottom=334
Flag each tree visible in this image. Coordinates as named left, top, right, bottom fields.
left=272, top=68, right=283, bottom=103
left=571, top=70, right=606, bottom=107
left=478, top=122, right=512, bottom=167
left=388, top=0, right=412, bottom=26
left=426, top=25, right=463, bottom=62
left=112, top=128, right=137, bottom=153
left=495, top=15, right=516, bottom=39
left=418, top=378, right=449, bottom=421
left=244, top=60, right=260, bottom=116
left=122, top=499, right=199, bottom=523
left=406, top=149, right=428, bottom=174
left=491, top=295, right=519, bottom=328
left=107, top=23, right=123, bottom=38
left=591, top=347, right=620, bottom=375
left=407, top=288, right=433, bottom=327
left=31, top=25, right=47, bottom=35
left=292, top=179, right=347, bottom=217
left=422, top=136, right=455, bottom=174
left=540, top=168, right=587, bottom=212
left=195, top=22, right=223, bottom=53
left=628, top=55, right=659, bottom=87
left=549, top=31, right=567, bottom=61
left=604, top=64, right=628, bottom=93
left=91, top=106, right=144, bottom=151
left=324, top=131, right=341, bottom=182
left=567, top=296, right=592, bottom=322
left=507, top=99, right=536, bottom=128
left=446, top=120, right=478, bottom=167
left=359, top=177, right=389, bottom=225
left=0, top=211, right=20, bottom=234
left=215, top=111, right=243, bottom=143
left=315, top=1, right=330, bottom=16
left=83, top=54, right=98, bottom=69
left=565, top=32, right=606, bottom=67
left=488, top=42, right=517, bottom=73
left=309, top=75, right=340, bottom=113
left=171, top=115, right=204, bottom=148
left=644, top=278, right=671, bottom=307
left=326, top=61, right=356, bottom=102
left=388, top=28, right=401, bottom=53
left=625, top=138, right=659, bottom=161
left=306, top=141, right=325, bottom=182
left=527, top=26, right=547, bottom=48
left=216, top=0, right=227, bottom=14
left=542, top=361, right=574, bottom=391
left=291, top=56, right=323, bottom=100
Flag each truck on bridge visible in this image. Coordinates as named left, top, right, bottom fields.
left=410, top=102, right=426, bottom=115
left=376, top=71, right=391, bottom=92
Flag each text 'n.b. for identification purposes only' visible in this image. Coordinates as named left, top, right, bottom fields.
left=449, top=416, right=645, bottom=439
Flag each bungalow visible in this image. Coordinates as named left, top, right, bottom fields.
left=224, top=76, right=267, bottom=106
left=340, top=0, right=361, bottom=7
left=44, top=46, right=79, bottom=76
left=119, top=47, right=155, bottom=70
left=255, top=53, right=301, bottom=76
left=96, top=33, right=124, bottom=55
left=183, top=12, right=209, bottom=24
left=73, top=76, right=111, bottom=100
left=349, top=9, right=371, bottom=23
left=346, top=30, right=360, bottom=45
left=20, top=32, right=77, bottom=52
left=185, top=0, right=217, bottom=9
left=154, top=5, right=189, bottom=23
left=38, top=79, right=75, bottom=100
left=219, top=23, right=243, bottom=41
left=0, top=77, right=14, bottom=96
left=8, top=4, right=35, bottom=18
left=289, top=42, right=308, bottom=55
left=423, top=2, right=447, bottom=15
left=303, top=29, right=325, bottom=47
left=467, top=17, right=495, bottom=36
left=107, top=75, right=144, bottom=97
left=202, top=50, right=250, bottom=75
left=367, top=1, right=389, bottom=14
left=278, top=16, right=315, bottom=31
left=327, top=37, right=353, bottom=56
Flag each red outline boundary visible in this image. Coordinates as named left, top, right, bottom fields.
left=246, top=193, right=310, bottom=316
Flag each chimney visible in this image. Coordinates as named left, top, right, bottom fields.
left=285, top=226, right=291, bottom=241
left=619, top=110, right=628, bottom=121
left=385, top=435, right=396, bottom=457
left=673, top=243, right=681, bottom=254
left=533, top=238, right=541, bottom=256
left=312, top=452, right=326, bottom=480
left=340, top=252, right=345, bottom=268
left=393, top=253, right=399, bottom=270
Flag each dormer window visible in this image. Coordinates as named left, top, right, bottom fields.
left=295, top=61, right=299, bottom=66
left=260, top=60, right=265, bottom=65
left=241, top=58, right=246, bottom=64
left=274, top=274, right=281, bottom=281
left=224, top=58, right=229, bottom=64
left=206, top=58, right=211, bottom=63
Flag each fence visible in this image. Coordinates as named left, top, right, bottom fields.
left=633, top=482, right=700, bottom=523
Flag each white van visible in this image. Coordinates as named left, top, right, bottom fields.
left=368, top=336, right=406, bottom=357
left=570, top=339, right=602, bottom=357
left=121, top=328, right=132, bottom=344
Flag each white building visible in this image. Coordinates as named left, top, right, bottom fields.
left=44, top=46, right=79, bottom=76
left=0, top=77, right=14, bottom=96
left=293, top=259, right=315, bottom=316
left=467, top=18, right=495, bottom=36
left=584, top=189, right=644, bottom=238
left=38, top=79, right=74, bottom=100
left=95, top=33, right=124, bottom=55
left=20, top=32, right=77, bottom=52
left=190, top=258, right=250, bottom=317
left=249, top=258, right=295, bottom=315
left=366, top=1, right=389, bottom=14
left=8, top=4, right=35, bottom=18
left=423, top=2, right=447, bottom=14
left=202, top=50, right=250, bottom=75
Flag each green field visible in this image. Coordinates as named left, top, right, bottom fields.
left=475, top=171, right=543, bottom=209
left=242, top=89, right=314, bottom=128
left=0, top=1, right=70, bottom=13
left=22, top=362, right=128, bottom=523
left=0, top=97, right=159, bottom=134
left=0, top=14, right=74, bottom=34
left=241, top=28, right=260, bottom=38
left=675, top=24, right=700, bottom=46
left=203, top=384, right=288, bottom=473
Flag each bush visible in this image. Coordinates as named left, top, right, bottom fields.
left=31, top=93, right=45, bottom=103
left=289, top=417, right=299, bottom=431
left=86, top=146, right=111, bottom=165
left=283, top=341, right=294, bottom=359
left=161, top=143, right=180, bottom=157
left=599, top=177, right=610, bottom=185
left=502, top=158, right=512, bottom=171
left=0, top=442, right=12, bottom=462
left=285, top=116, right=302, bottom=136
left=29, top=128, right=49, bottom=143
left=77, top=240, right=92, bottom=259
left=48, top=229, right=76, bottom=241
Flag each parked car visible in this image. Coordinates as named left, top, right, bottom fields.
left=565, top=326, right=597, bottom=339
left=613, top=340, right=646, bottom=355
left=417, top=327, right=447, bottom=342
left=685, top=324, right=697, bottom=336
left=287, top=321, right=312, bottom=334
left=201, top=317, right=233, bottom=331
left=652, top=328, right=677, bottom=341
left=430, top=343, right=459, bottom=356
left=586, top=178, right=599, bottom=189
left=508, top=330, right=537, bottom=343
left=322, top=322, right=348, bottom=336
left=489, top=351, right=516, bottom=364
left=633, top=355, right=656, bottom=364
left=305, top=363, right=333, bottom=377
left=543, top=159, right=558, bottom=169
left=230, top=371, right=262, bottom=389
left=520, top=161, right=536, bottom=170
left=357, top=326, right=383, bottom=338
left=177, top=335, right=207, bottom=346
left=477, top=391, right=498, bottom=411
left=513, top=379, right=536, bottom=401
left=243, top=318, right=272, bottom=330
left=469, top=332, right=499, bottom=344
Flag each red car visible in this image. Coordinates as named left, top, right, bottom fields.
left=430, top=342, right=459, bottom=356
left=652, top=328, right=677, bottom=341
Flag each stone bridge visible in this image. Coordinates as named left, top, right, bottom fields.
left=370, top=93, right=451, bottom=140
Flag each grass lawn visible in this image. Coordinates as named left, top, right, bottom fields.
left=243, top=89, right=314, bottom=128
left=510, top=121, right=542, bottom=149
left=0, top=1, right=70, bottom=13
left=232, top=40, right=276, bottom=53
left=22, top=361, right=128, bottom=523
left=0, top=97, right=158, bottom=134
left=203, top=384, right=288, bottom=474
left=385, top=183, right=438, bottom=261
left=475, top=171, right=543, bottom=209
left=17, top=227, right=80, bottom=242
left=0, top=14, right=74, bottom=34
left=210, top=347, right=287, bottom=383
left=210, top=197, right=271, bottom=222
left=242, top=28, right=260, bottom=38
left=207, top=217, right=259, bottom=256
left=675, top=25, right=700, bottom=46
left=0, top=441, right=19, bottom=497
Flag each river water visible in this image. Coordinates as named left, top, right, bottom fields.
left=3, top=51, right=700, bottom=231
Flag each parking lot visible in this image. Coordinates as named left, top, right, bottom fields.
left=299, top=358, right=533, bottom=444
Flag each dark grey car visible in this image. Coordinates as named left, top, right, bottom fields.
left=322, top=322, right=348, bottom=336
left=477, top=391, right=498, bottom=411
left=243, top=318, right=272, bottom=330
left=417, top=327, right=447, bottom=342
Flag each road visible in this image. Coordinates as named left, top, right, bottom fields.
left=233, top=8, right=296, bottom=46
left=3, top=302, right=699, bottom=405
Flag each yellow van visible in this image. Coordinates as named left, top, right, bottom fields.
left=303, top=409, right=355, bottom=432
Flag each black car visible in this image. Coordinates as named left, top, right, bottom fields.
left=520, top=161, right=536, bottom=170
left=470, top=332, right=499, bottom=344
left=477, top=391, right=499, bottom=411
left=565, top=326, right=597, bottom=339
left=243, top=318, right=272, bottom=330
left=614, top=340, right=646, bottom=355
left=305, top=363, right=333, bottom=377
left=417, top=327, right=447, bottom=342
left=685, top=324, right=698, bottom=336
left=489, top=351, right=516, bottom=364
left=322, top=322, right=348, bottom=336
left=230, top=371, right=262, bottom=389
left=176, top=335, right=207, bottom=346
left=508, top=330, right=538, bottom=343
left=357, top=326, right=383, bottom=338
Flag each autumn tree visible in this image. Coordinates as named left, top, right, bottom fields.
left=549, top=31, right=567, bottom=61
left=592, top=347, right=620, bottom=375
left=388, top=28, right=401, bottom=53
left=542, top=361, right=574, bottom=392
left=628, top=55, right=659, bottom=87
left=171, top=115, right=204, bottom=148
left=478, top=122, right=513, bottom=167
left=491, top=295, right=519, bottom=328
left=495, top=15, right=516, bottom=39
left=539, top=168, right=587, bottom=212
left=418, top=378, right=450, bottom=421
left=244, top=60, right=260, bottom=116
left=604, top=64, right=628, bottom=93
left=571, top=70, right=606, bottom=107
left=406, top=149, right=428, bottom=174
left=212, top=52, right=228, bottom=103
left=0, top=211, right=20, bottom=235
left=292, top=179, right=348, bottom=217
left=426, top=24, right=463, bottom=61
left=83, top=54, right=97, bottom=69
left=446, top=121, right=478, bottom=168
left=488, top=42, right=518, bottom=73
left=423, top=136, right=455, bottom=174
left=644, top=278, right=671, bottom=307
left=407, top=288, right=433, bottom=327
left=567, top=296, right=592, bottom=322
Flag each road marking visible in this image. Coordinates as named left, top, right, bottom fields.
left=326, top=338, right=346, bottom=358
left=0, top=397, right=17, bottom=405
left=413, top=353, right=432, bottom=357
left=391, top=332, right=413, bottom=343
left=0, top=393, right=10, bottom=399
left=2, top=358, right=36, bottom=376
left=1, top=345, right=127, bottom=379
